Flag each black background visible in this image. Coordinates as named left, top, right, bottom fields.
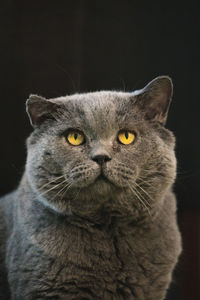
left=0, top=1, right=199, bottom=299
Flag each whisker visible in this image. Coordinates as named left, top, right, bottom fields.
left=51, top=180, right=72, bottom=202
left=136, top=177, right=152, bottom=187
left=37, top=175, right=65, bottom=191
left=130, top=181, right=152, bottom=208
left=133, top=189, right=152, bottom=218
left=128, top=182, right=152, bottom=218
left=134, top=181, right=153, bottom=204
left=60, top=182, right=74, bottom=202
left=132, top=186, right=151, bottom=209
left=37, top=179, right=68, bottom=198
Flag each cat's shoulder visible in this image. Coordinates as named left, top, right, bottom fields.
left=0, top=190, right=16, bottom=207
left=0, top=191, right=16, bottom=227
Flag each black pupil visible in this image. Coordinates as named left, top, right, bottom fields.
left=74, top=133, right=78, bottom=140
left=125, top=131, right=129, bottom=139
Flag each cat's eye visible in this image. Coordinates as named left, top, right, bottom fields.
left=118, top=130, right=136, bottom=145
left=66, top=131, right=85, bottom=146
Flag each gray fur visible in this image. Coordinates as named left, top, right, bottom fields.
left=0, top=76, right=182, bottom=299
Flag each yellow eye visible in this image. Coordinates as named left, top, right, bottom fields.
left=67, top=131, right=85, bottom=146
left=118, top=130, right=136, bottom=145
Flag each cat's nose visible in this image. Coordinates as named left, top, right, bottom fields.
left=92, top=154, right=111, bottom=165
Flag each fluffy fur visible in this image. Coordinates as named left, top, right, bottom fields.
left=0, top=76, right=181, bottom=299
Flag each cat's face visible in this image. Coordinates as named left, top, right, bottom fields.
left=26, top=77, right=176, bottom=219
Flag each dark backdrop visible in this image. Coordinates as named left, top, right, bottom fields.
left=0, top=1, right=199, bottom=299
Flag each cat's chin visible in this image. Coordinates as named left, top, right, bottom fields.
left=86, top=173, right=127, bottom=192
left=87, top=175, right=114, bottom=193
left=71, top=175, right=118, bottom=202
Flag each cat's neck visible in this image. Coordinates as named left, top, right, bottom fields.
left=17, top=172, right=164, bottom=230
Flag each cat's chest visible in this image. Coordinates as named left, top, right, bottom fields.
left=31, top=223, right=150, bottom=279
left=9, top=222, right=165, bottom=299
left=32, top=224, right=125, bottom=268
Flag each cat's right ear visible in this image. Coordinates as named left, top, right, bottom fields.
left=26, top=95, right=60, bottom=127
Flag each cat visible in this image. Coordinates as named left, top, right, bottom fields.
left=0, top=76, right=182, bottom=300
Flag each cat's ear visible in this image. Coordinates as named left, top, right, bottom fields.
left=26, top=95, right=60, bottom=127
left=133, top=76, right=173, bottom=125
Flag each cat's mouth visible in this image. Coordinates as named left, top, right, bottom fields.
left=92, top=169, right=119, bottom=189
left=95, top=173, right=110, bottom=183
left=86, top=173, right=116, bottom=196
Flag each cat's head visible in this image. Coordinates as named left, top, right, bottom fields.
left=25, top=76, right=176, bottom=220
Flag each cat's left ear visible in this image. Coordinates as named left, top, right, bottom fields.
left=132, top=76, right=173, bottom=125
left=26, top=95, right=60, bottom=127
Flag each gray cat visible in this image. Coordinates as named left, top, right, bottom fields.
left=0, top=76, right=182, bottom=300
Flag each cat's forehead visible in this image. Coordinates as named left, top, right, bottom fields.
left=53, top=91, right=134, bottom=136
left=55, top=91, right=134, bottom=120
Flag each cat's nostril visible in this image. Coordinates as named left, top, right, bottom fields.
left=92, top=154, right=111, bottom=165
